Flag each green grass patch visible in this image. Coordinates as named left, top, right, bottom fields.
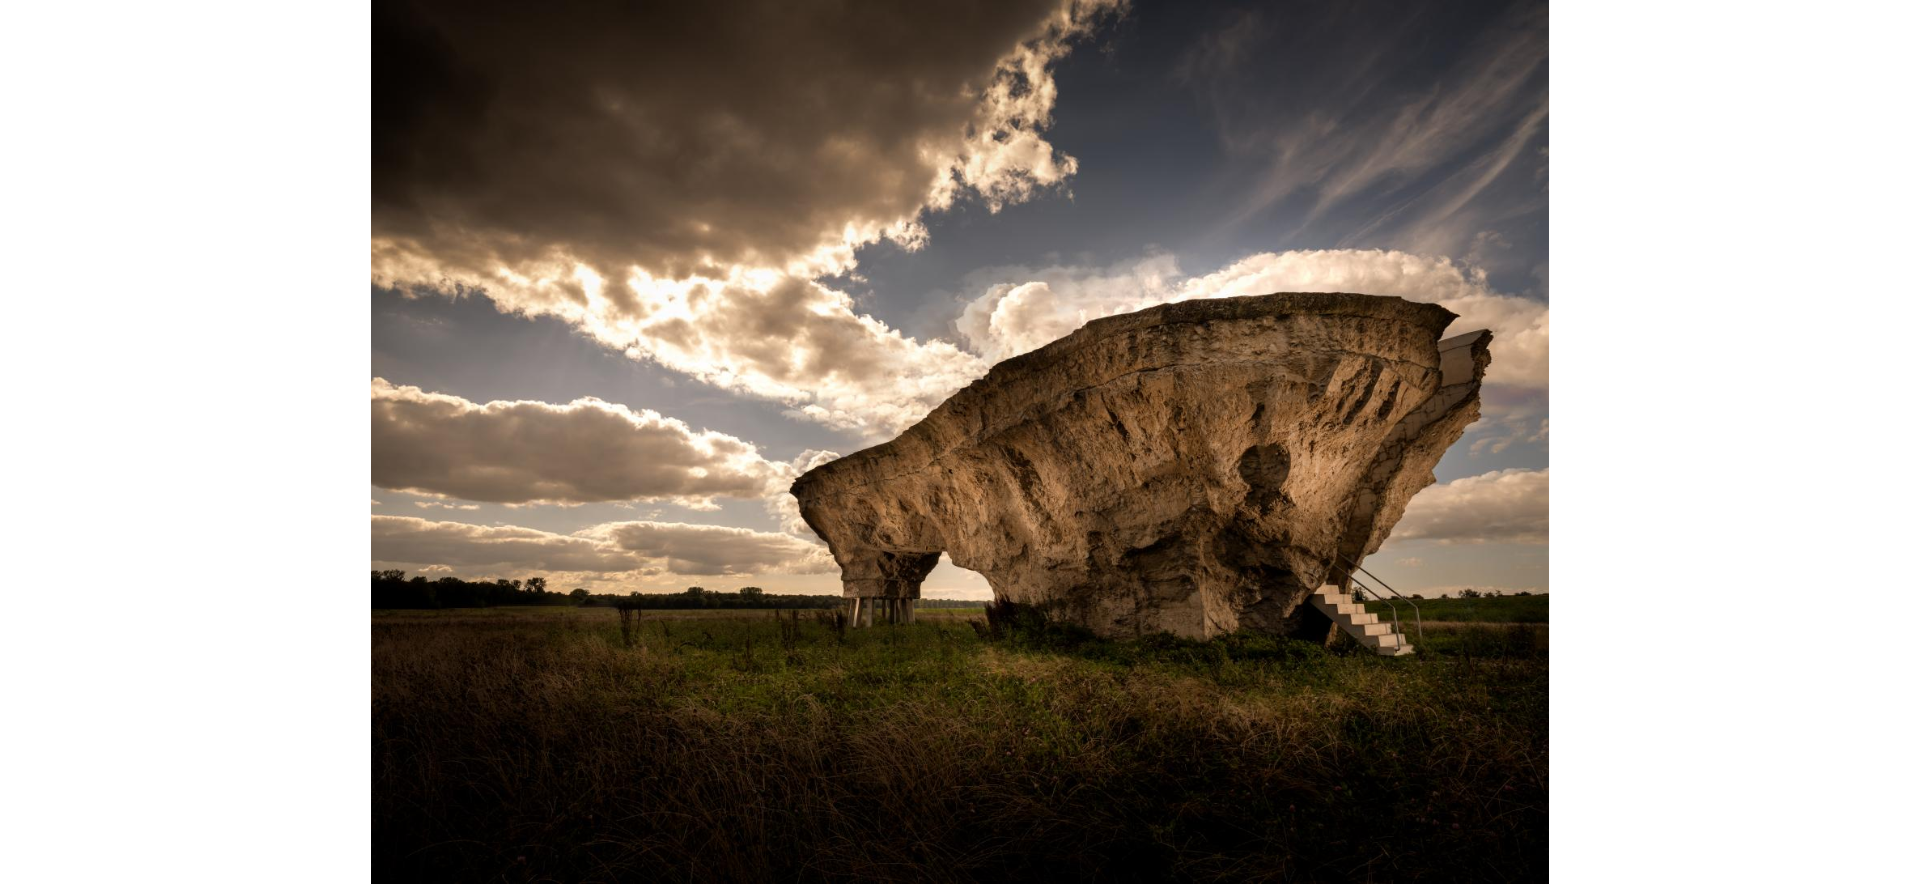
left=1364, top=592, right=1548, bottom=623
left=375, top=608, right=1546, bottom=881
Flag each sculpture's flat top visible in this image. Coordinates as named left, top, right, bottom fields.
left=987, top=291, right=1454, bottom=383
left=794, top=292, right=1458, bottom=495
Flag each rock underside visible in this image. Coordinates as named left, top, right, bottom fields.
left=791, top=292, right=1491, bottom=640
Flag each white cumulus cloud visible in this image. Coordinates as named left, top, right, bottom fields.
left=956, top=249, right=1547, bottom=390
left=372, top=515, right=834, bottom=577
left=1388, top=468, right=1548, bottom=545
left=371, top=379, right=791, bottom=506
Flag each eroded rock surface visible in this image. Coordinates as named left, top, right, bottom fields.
left=792, top=293, right=1491, bottom=639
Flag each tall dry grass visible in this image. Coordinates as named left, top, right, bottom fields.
left=373, top=613, right=1546, bottom=881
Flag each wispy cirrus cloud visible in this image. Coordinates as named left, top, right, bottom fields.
left=1181, top=0, right=1548, bottom=262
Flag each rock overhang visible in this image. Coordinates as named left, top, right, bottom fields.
left=792, top=292, right=1490, bottom=639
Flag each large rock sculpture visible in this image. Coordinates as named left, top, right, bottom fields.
left=792, top=292, right=1491, bottom=640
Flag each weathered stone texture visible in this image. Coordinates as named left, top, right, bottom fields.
left=792, top=292, right=1491, bottom=639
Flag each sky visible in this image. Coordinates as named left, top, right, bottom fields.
left=370, top=0, right=1549, bottom=599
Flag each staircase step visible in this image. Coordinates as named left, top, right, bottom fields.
left=1368, top=632, right=1404, bottom=649
left=1308, top=596, right=1366, bottom=617
left=1355, top=621, right=1393, bottom=636
left=1374, top=643, right=1416, bottom=657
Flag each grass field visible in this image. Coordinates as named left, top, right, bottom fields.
left=1364, top=593, right=1548, bottom=623
left=374, top=605, right=1546, bottom=881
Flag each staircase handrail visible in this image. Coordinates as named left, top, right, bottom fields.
left=1342, top=557, right=1423, bottom=645
left=1346, top=580, right=1405, bottom=650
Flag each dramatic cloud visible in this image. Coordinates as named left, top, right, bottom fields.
left=471, top=271, right=990, bottom=434
left=1388, top=469, right=1548, bottom=545
left=372, top=516, right=642, bottom=572
left=767, top=449, right=843, bottom=537
left=372, top=516, right=834, bottom=577
left=375, top=0, right=1113, bottom=278
left=589, top=522, right=834, bottom=577
left=957, top=249, right=1548, bottom=389
left=365, top=0, right=1547, bottom=594
left=1466, top=415, right=1543, bottom=455
left=1470, top=398, right=1549, bottom=456
left=373, top=0, right=1122, bottom=435
left=1182, top=0, right=1548, bottom=261
left=371, top=379, right=788, bottom=506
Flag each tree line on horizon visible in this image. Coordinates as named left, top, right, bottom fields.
left=371, top=570, right=984, bottom=610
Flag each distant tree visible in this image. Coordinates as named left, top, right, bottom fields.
left=1409, top=593, right=1424, bottom=600
left=526, top=576, right=547, bottom=594
left=1350, top=588, right=1365, bottom=604
left=1515, top=591, right=1532, bottom=597
left=375, top=574, right=851, bottom=611
left=1459, top=588, right=1483, bottom=599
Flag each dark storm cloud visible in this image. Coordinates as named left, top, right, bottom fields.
left=374, top=0, right=1087, bottom=278
left=372, top=0, right=1123, bottom=436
